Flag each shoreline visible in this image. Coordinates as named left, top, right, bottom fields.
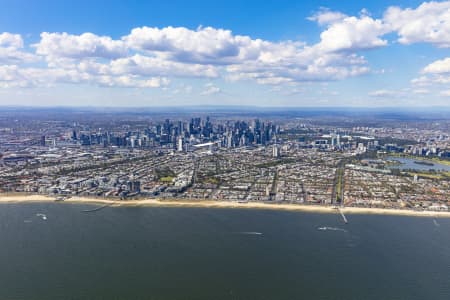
left=0, top=194, right=449, bottom=218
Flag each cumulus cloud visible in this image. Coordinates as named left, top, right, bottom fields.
left=312, top=1, right=450, bottom=52
left=422, top=57, right=450, bottom=74
left=109, top=54, right=219, bottom=78
left=413, top=74, right=450, bottom=86
left=3, top=1, right=450, bottom=91
left=0, top=32, right=23, bottom=48
left=384, top=1, right=450, bottom=48
left=411, top=76, right=432, bottom=86
left=0, top=32, right=36, bottom=64
left=123, top=26, right=246, bottom=64
left=30, top=23, right=383, bottom=86
left=200, top=83, right=221, bottom=96
left=307, top=8, right=347, bottom=26
left=96, top=75, right=169, bottom=88
left=0, top=64, right=169, bottom=88
left=0, top=64, right=91, bottom=88
left=34, top=32, right=127, bottom=60
left=411, top=57, right=450, bottom=93
left=316, top=15, right=388, bottom=52
left=2, top=24, right=376, bottom=88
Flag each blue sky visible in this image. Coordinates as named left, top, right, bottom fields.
left=0, top=0, right=449, bottom=107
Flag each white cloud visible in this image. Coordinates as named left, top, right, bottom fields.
left=124, top=26, right=245, bottom=64
left=307, top=8, right=347, bottom=26
left=122, top=25, right=375, bottom=84
left=312, top=1, right=450, bottom=53
left=0, top=65, right=29, bottom=88
left=200, top=83, right=221, bottom=96
left=0, top=32, right=36, bottom=64
left=226, top=51, right=369, bottom=84
left=18, top=25, right=374, bottom=87
left=0, top=64, right=92, bottom=87
left=422, top=57, right=450, bottom=74
left=35, top=32, right=127, bottom=60
left=0, top=32, right=23, bottom=48
left=317, top=15, right=388, bottom=52
left=368, top=89, right=398, bottom=97
left=384, top=1, right=450, bottom=48
left=412, top=74, right=450, bottom=86
left=96, top=75, right=169, bottom=88
left=440, top=90, right=450, bottom=96
left=411, top=75, right=432, bottom=86
left=0, top=64, right=168, bottom=88
left=3, top=1, right=450, bottom=92
left=109, top=54, right=219, bottom=78
left=411, top=57, right=450, bottom=93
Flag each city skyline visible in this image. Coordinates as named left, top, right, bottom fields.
left=0, top=0, right=450, bottom=107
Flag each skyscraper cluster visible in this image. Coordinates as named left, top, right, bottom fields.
left=68, top=117, right=280, bottom=151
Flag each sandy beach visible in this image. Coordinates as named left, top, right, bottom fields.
left=0, top=194, right=449, bottom=218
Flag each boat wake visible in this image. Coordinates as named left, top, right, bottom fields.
left=317, top=226, right=347, bottom=233
left=36, top=213, right=47, bottom=220
left=433, top=219, right=440, bottom=227
left=237, top=231, right=263, bottom=235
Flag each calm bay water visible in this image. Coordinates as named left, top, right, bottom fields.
left=0, top=203, right=449, bottom=300
left=387, top=156, right=450, bottom=172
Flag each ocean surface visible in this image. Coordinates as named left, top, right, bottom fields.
left=0, top=203, right=449, bottom=300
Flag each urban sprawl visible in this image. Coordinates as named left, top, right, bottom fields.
left=1, top=109, right=449, bottom=211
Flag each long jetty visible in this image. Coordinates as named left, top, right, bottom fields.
left=82, top=202, right=113, bottom=213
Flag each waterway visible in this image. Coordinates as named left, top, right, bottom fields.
left=0, top=203, right=449, bottom=299
left=387, top=156, right=450, bottom=172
